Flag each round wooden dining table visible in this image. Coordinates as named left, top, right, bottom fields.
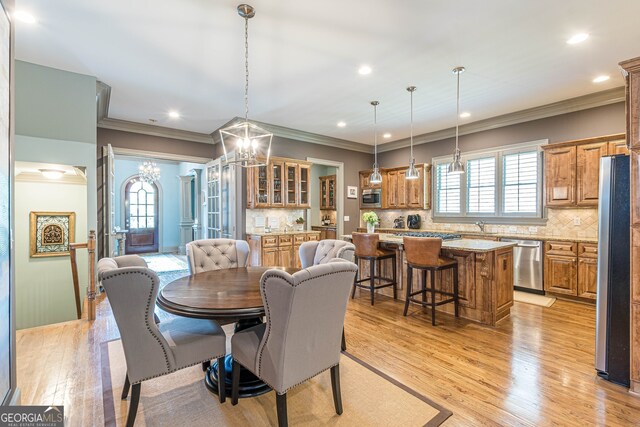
left=156, top=266, right=300, bottom=399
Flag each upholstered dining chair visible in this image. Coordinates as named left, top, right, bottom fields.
left=298, top=239, right=356, bottom=351
left=230, top=260, right=359, bottom=427
left=298, top=239, right=356, bottom=268
left=98, top=258, right=228, bottom=427
left=186, top=238, right=250, bottom=274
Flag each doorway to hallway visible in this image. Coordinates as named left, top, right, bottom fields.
left=124, top=178, right=159, bottom=254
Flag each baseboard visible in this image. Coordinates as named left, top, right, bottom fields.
left=161, top=246, right=179, bottom=253
left=3, top=388, right=21, bottom=405
left=630, top=379, right=640, bottom=396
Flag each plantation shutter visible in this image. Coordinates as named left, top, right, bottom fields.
left=435, top=163, right=461, bottom=213
left=466, top=157, right=496, bottom=214
left=503, top=151, right=539, bottom=213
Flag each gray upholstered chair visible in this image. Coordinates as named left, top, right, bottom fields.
left=98, top=258, right=228, bottom=427
left=298, top=239, right=356, bottom=268
left=230, top=260, right=359, bottom=427
left=298, top=239, right=356, bottom=351
left=185, top=238, right=250, bottom=274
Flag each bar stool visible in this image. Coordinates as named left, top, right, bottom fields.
left=402, top=236, right=459, bottom=326
left=351, top=233, right=397, bottom=305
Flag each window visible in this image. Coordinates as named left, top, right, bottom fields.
left=127, top=181, right=156, bottom=229
left=433, top=140, right=545, bottom=221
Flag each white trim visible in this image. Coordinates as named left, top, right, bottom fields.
left=99, top=117, right=215, bottom=145
left=306, top=157, right=345, bottom=238
left=432, top=139, right=548, bottom=164
left=111, top=146, right=210, bottom=164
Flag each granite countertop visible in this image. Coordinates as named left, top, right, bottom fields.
left=248, top=230, right=321, bottom=236
left=363, top=227, right=598, bottom=244
left=311, top=225, right=337, bottom=229
left=341, top=234, right=517, bottom=253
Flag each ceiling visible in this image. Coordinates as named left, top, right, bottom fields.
left=13, top=0, right=640, bottom=145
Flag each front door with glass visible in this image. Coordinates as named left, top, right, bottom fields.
left=124, top=179, right=159, bottom=254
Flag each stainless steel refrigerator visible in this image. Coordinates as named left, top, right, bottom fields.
left=595, top=154, right=630, bottom=387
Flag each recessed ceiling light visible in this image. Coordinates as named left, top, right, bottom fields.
left=592, top=75, right=610, bottom=83
left=14, top=10, right=36, bottom=24
left=358, top=65, right=372, bottom=75
left=567, top=33, right=589, bottom=45
left=383, top=133, right=391, bottom=139
left=459, top=112, right=471, bottom=118
left=337, top=121, right=346, bottom=128
left=168, top=111, right=180, bottom=119
left=39, top=169, right=64, bottom=179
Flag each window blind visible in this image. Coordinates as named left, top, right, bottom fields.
left=503, top=151, right=538, bottom=213
left=467, top=157, right=496, bottom=214
left=435, top=163, right=461, bottom=213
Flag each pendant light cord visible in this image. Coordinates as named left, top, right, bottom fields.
left=455, top=71, right=460, bottom=152
left=244, top=16, right=249, bottom=122
left=410, top=89, right=414, bottom=159
left=374, top=103, right=378, bottom=165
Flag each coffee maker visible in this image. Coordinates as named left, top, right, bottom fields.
left=407, top=214, right=421, bottom=229
left=393, top=216, right=405, bottom=229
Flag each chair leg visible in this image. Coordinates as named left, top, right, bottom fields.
left=330, top=364, right=343, bottom=415
left=392, top=256, right=397, bottom=300
left=351, top=256, right=358, bottom=299
left=231, top=360, right=241, bottom=405
left=341, top=328, right=347, bottom=351
left=121, top=373, right=130, bottom=400
left=202, top=360, right=211, bottom=372
left=125, top=383, right=141, bottom=427
left=453, top=264, right=460, bottom=318
left=217, top=357, right=226, bottom=403
left=369, top=259, right=375, bottom=305
left=403, top=266, right=413, bottom=316
left=421, top=269, right=427, bottom=303
left=430, top=269, right=437, bottom=326
left=276, top=392, right=288, bottom=427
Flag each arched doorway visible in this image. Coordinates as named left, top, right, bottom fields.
left=124, top=178, right=159, bottom=254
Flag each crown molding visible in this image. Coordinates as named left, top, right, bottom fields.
left=377, top=87, right=625, bottom=152
left=210, top=117, right=373, bottom=154
left=98, top=117, right=215, bottom=144
left=96, top=81, right=111, bottom=122
left=15, top=171, right=87, bottom=185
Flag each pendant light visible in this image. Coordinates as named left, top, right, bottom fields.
left=138, top=161, right=160, bottom=183
left=448, top=66, right=466, bottom=174
left=219, top=4, right=273, bottom=168
left=405, top=86, right=419, bottom=180
left=369, top=101, right=382, bottom=184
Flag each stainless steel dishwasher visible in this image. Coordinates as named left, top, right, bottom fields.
left=501, top=239, right=544, bottom=294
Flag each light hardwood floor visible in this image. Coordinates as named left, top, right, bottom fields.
left=16, top=291, right=640, bottom=426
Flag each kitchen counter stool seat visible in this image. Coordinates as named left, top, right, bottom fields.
left=402, top=237, right=460, bottom=326
left=351, top=233, right=397, bottom=305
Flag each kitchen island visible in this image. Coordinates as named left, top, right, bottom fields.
left=342, top=234, right=516, bottom=326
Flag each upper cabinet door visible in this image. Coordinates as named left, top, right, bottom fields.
left=545, top=146, right=576, bottom=207
left=576, top=142, right=608, bottom=206
left=608, top=139, right=629, bottom=155
left=405, top=166, right=423, bottom=208
left=254, top=164, right=270, bottom=208
left=387, top=171, right=398, bottom=208
left=298, top=164, right=311, bottom=208
left=270, top=161, right=285, bottom=207
left=285, top=163, right=298, bottom=207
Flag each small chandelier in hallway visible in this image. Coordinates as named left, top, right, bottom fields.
left=138, top=161, right=160, bottom=183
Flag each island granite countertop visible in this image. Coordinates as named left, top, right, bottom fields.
left=341, top=234, right=517, bottom=253
left=247, top=230, right=321, bottom=236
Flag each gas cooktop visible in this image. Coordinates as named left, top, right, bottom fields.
left=394, top=231, right=462, bottom=240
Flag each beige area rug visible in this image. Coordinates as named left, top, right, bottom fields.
left=141, top=253, right=188, bottom=273
left=101, top=340, right=451, bottom=426
left=514, top=290, right=556, bottom=307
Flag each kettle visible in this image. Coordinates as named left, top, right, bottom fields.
left=394, top=216, right=405, bottom=229
left=407, top=214, right=421, bottom=229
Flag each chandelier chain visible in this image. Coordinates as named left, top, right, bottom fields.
left=244, top=15, right=249, bottom=122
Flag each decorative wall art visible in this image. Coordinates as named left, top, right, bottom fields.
left=29, top=212, right=76, bottom=258
left=347, top=186, right=358, bottom=199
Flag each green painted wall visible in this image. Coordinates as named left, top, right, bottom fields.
left=15, top=61, right=96, bottom=144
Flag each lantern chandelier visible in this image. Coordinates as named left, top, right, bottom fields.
left=138, top=161, right=160, bottom=184
left=219, top=4, right=273, bottom=168
left=369, top=101, right=382, bottom=184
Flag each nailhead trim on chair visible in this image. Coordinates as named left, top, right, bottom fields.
left=255, top=267, right=356, bottom=389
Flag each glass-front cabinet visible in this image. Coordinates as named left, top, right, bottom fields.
left=285, top=163, right=298, bottom=207
left=271, top=160, right=284, bottom=207
left=206, top=163, right=221, bottom=238
left=319, top=174, right=337, bottom=210
left=299, top=164, right=311, bottom=208
left=254, top=164, right=269, bottom=207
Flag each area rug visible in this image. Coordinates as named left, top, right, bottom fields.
left=141, top=253, right=188, bottom=273
left=514, top=290, right=556, bottom=307
left=101, top=340, right=452, bottom=427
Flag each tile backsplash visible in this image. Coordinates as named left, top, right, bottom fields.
left=361, top=208, right=598, bottom=239
left=246, top=209, right=307, bottom=233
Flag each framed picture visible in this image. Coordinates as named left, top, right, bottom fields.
left=347, top=186, right=358, bottom=199
left=29, top=212, right=76, bottom=258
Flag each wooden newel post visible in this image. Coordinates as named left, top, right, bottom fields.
left=87, top=230, right=97, bottom=321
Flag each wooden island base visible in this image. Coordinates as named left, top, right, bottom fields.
left=344, top=235, right=515, bottom=327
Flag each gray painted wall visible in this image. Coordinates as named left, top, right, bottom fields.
left=378, top=102, right=625, bottom=167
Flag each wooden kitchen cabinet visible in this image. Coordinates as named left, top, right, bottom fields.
left=247, top=157, right=312, bottom=208
left=542, top=133, right=626, bottom=208
left=360, top=170, right=382, bottom=190
left=248, top=232, right=321, bottom=267
left=544, top=240, right=597, bottom=301
left=576, top=142, right=608, bottom=206
left=577, top=257, right=598, bottom=299
left=544, top=146, right=576, bottom=207
left=319, top=175, right=336, bottom=210
left=364, top=163, right=430, bottom=210
left=544, top=254, right=577, bottom=296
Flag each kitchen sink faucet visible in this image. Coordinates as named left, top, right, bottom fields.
left=474, top=220, right=486, bottom=232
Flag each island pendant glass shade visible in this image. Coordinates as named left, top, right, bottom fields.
left=369, top=166, right=382, bottom=184
left=405, top=86, right=419, bottom=180
left=369, top=100, right=382, bottom=184
left=448, top=66, right=466, bottom=174
left=448, top=148, right=464, bottom=174
left=218, top=4, right=273, bottom=168
left=406, top=158, right=420, bottom=180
